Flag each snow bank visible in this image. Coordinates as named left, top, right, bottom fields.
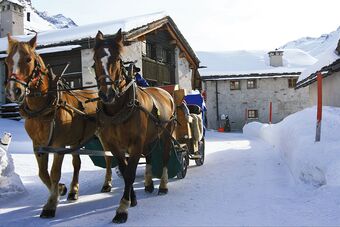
left=0, top=132, right=25, bottom=200
left=243, top=106, right=340, bottom=187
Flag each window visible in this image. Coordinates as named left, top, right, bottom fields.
left=27, top=12, right=31, bottom=22
left=7, top=5, right=10, bottom=10
left=248, top=110, right=258, bottom=119
left=14, top=5, right=17, bottom=11
left=247, top=79, right=257, bottom=89
left=146, top=42, right=156, bottom=60
left=161, top=49, right=170, bottom=63
left=288, top=78, right=297, bottom=88
left=230, top=80, right=241, bottom=90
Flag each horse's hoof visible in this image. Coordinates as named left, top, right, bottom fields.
left=40, top=209, right=56, bottom=218
left=67, top=192, right=78, bottom=201
left=101, top=185, right=112, bottom=193
left=112, top=212, right=128, bottom=224
left=130, top=198, right=137, bottom=207
left=158, top=188, right=168, bottom=195
left=144, top=183, right=154, bottom=193
left=58, top=183, right=67, bottom=196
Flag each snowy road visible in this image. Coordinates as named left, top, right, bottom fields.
left=1, top=130, right=340, bottom=226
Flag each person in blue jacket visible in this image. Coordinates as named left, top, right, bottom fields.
left=133, top=66, right=149, bottom=87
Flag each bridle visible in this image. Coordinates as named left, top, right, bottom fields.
left=95, top=56, right=135, bottom=103
left=7, top=54, right=49, bottom=97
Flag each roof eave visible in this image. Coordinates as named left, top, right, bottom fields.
left=201, top=72, right=301, bottom=81
left=296, top=58, right=340, bottom=89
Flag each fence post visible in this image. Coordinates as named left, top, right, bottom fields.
left=269, top=101, right=272, bottom=124
left=315, top=72, right=322, bottom=142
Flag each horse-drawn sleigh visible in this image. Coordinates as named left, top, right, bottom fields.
left=4, top=29, right=205, bottom=223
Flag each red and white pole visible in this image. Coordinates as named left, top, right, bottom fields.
left=269, top=101, right=272, bottom=124
left=315, top=72, right=322, bottom=142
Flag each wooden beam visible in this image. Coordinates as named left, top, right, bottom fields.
left=165, top=24, right=198, bottom=69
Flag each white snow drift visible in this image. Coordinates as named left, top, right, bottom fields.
left=244, top=106, right=340, bottom=187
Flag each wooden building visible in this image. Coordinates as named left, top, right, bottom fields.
left=0, top=13, right=201, bottom=104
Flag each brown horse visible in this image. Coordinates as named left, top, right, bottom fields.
left=93, top=29, right=176, bottom=223
left=5, top=34, right=99, bottom=218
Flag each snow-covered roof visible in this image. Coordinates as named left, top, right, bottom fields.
left=197, top=49, right=317, bottom=77
left=297, top=28, right=340, bottom=87
left=0, top=45, right=82, bottom=59
left=201, top=74, right=300, bottom=81
left=0, top=0, right=23, bottom=7
left=0, top=12, right=168, bottom=52
left=36, top=45, right=81, bottom=55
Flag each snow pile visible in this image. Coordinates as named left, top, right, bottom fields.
left=243, top=106, right=340, bottom=187
left=0, top=132, right=25, bottom=199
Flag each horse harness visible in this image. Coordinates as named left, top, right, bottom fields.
left=16, top=57, right=95, bottom=148
left=96, top=68, right=177, bottom=157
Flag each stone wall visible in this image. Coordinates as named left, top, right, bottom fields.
left=175, top=47, right=192, bottom=92
left=204, top=77, right=310, bottom=130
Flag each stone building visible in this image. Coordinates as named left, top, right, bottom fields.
left=198, top=49, right=316, bottom=130
left=0, top=0, right=24, bottom=38
left=0, top=13, right=202, bottom=104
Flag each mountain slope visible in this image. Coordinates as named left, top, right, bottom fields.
left=16, top=0, right=77, bottom=33
left=281, top=26, right=340, bottom=58
left=36, top=12, right=77, bottom=29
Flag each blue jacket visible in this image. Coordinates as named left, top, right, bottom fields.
left=135, top=73, right=149, bottom=87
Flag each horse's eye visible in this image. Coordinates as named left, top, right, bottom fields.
left=26, top=57, right=32, bottom=63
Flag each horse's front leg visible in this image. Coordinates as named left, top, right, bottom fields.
left=101, top=154, right=113, bottom=192
left=144, top=149, right=154, bottom=193
left=40, top=153, right=64, bottom=218
left=113, top=148, right=141, bottom=224
left=67, top=154, right=81, bottom=201
left=34, top=151, right=51, bottom=190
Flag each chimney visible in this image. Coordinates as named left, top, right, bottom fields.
left=268, top=49, right=284, bottom=67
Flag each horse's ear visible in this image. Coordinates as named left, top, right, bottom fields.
left=29, top=33, right=37, bottom=49
left=7, top=33, right=18, bottom=53
left=114, top=28, right=123, bottom=45
left=95, top=30, right=104, bottom=48
left=96, top=30, right=104, bottom=40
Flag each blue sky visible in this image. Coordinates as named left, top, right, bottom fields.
left=31, top=0, right=340, bottom=51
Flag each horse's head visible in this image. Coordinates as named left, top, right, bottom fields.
left=93, top=29, right=124, bottom=104
left=5, top=34, right=47, bottom=103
